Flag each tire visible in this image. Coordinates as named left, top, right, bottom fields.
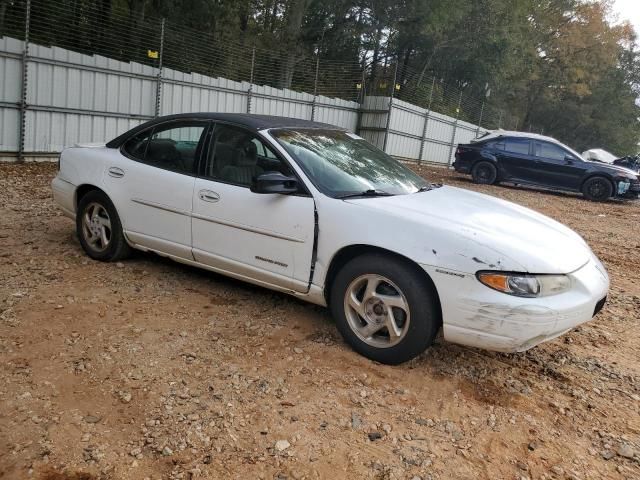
left=582, top=176, right=613, bottom=202
left=471, top=161, right=498, bottom=184
left=76, top=190, right=131, bottom=261
left=330, top=253, right=441, bottom=365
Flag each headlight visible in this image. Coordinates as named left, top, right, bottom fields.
left=477, top=272, right=571, bottom=297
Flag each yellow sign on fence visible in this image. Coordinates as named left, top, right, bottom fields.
left=147, top=50, right=159, bottom=59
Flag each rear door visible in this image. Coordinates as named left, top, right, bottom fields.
left=191, top=123, right=316, bottom=292
left=103, top=120, right=209, bottom=258
left=495, top=137, right=534, bottom=181
left=531, top=140, right=586, bottom=190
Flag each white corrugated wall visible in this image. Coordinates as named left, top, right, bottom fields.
left=1, top=36, right=489, bottom=163
left=0, top=37, right=360, bottom=160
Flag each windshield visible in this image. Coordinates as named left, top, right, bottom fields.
left=270, top=129, right=429, bottom=197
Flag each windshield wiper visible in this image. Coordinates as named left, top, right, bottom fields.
left=336, top=189, right=395, bottom=199
left=416, top=183, right=442, bottom=192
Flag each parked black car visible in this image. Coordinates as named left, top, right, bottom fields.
left=454, top=131, right=640, bottom=201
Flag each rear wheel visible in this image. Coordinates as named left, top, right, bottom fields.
left=76, top=190, right=131, bottom=261
left=330, top=254, right=440, bottom=364
left=471, top=161, right=498, bottom=184
left=582, top=176, right=613, bottom=202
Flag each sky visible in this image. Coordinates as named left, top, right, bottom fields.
left=611, top=0, right=640, bottom=35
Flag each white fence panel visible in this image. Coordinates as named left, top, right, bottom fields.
left=314, top=95, right=359, bottom=131
left=251, top=85, right=313, bottom=119
left=162, top=68, right=248, bottom=114
left=389, top=99, right=425, bottom=138
left=0, top=36, right=361, bottom=160
left=1, top=36, right=492, bottom=163
left=0, top=37, right=23, bottom=157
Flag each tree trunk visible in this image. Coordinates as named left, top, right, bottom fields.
left=369, top=25, right=382, bottom=90
left=269, top=0, right=279, bottom=33
left=277, top=0, right=310, bottom=89
left=0, top=0, right=8, bottom=37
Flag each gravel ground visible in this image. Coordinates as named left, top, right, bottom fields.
left=0, top=162, right=639, bottom=480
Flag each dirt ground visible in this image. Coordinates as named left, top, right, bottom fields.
left=1, top=162, right=639, bottom=480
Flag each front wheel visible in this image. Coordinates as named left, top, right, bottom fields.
left=582, top=176, right=613, bottom=202
left=76, top=190, right=131, bottom=261
left=330, top=254, right=441, bottom=364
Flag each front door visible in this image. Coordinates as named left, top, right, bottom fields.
left=191, top=124, right=316, bottom=292
left=104, top=120, right=209, bottom=258
left=531, top=140, right=586, bottom=190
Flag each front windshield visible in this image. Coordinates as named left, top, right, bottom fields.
left=563, top=143, right=586, bottom=161
left=270, top=128, right=429, bottom=197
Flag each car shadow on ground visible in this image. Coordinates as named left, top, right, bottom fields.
left=450, top=174, right=634, bottom=204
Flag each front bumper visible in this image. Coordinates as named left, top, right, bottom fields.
left=422, top=256, right=609, bottom=352
left=617, top=179, right=640, bottom=199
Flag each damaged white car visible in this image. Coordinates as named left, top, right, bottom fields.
left=52, top=114, right=609, bottom=364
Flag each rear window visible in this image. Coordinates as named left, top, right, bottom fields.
left=485, top=140, right=505, bottom=151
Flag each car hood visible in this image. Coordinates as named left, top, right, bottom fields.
left=586, top=161, right=638, bottom=177
left=345, top=186, right=592, bottom=274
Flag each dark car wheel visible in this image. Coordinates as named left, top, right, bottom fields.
left=582, top=176, right=613, bottom=202
left=330, top=253, right=441, bottom=365
left=471, top=161, right=498, bottom=184
left=76, top=190, right=132, bottom=261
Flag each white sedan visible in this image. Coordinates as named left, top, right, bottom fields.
left=52, top=113, right=609, bottom=364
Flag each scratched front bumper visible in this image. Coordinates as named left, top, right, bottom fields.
left=423, top=256, right=609, bottom=352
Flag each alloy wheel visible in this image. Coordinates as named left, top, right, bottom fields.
left=343, top=274, right=411, bottom=348
left=81, top=202, right=112, bottom=252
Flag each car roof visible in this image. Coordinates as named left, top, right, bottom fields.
left=472, top=130, right=562, bottom=145
left=106, top=113, right=343, bottom=148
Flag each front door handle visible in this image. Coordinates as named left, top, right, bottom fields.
left=108, top=167, right=125, bottom=178
left=199, top=190, right=220, bottom=203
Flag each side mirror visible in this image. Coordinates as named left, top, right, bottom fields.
left=564, top=155, right=575, bottom=164
left=251, top=171, right=300, bottom=194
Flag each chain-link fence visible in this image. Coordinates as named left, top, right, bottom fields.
left=367, top=62, right=540, bottom=134
left=0, top=0, right=539, bottom=162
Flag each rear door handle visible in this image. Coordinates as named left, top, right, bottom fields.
left=198, top=190, right=220, bottom=203
left=108, top=167, right=125, bottom=178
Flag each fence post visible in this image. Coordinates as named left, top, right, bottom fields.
left=417, top=76, right=435, bottom=164
left=246, top=46, right=256, bottom=114
left=382, top=61, right=398, bottom=153
left=154, top=18, right=165, bottom=117
left=310, top=54, right=320, bottom=121
left=355, top=68, right=366, bottom=135
left=447, top=90, right=463, bottom=166
left=17, top=0, right=31, bottom=163
left=475, top=101, right=484, bottom=137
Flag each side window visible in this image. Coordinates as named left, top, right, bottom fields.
left=123, top=130, right=151, bottom=160
left=205, top=125, right=291, bottom=187
left=504, top=138, right=530, bottom=155
left=486, top=140, right=505, bottom=151
left=123, top=121, right=208, bottom=174
left=534, top=141, right=569, bottom=161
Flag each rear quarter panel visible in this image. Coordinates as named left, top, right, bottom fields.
left=57, top=147, right=115, bottom=211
